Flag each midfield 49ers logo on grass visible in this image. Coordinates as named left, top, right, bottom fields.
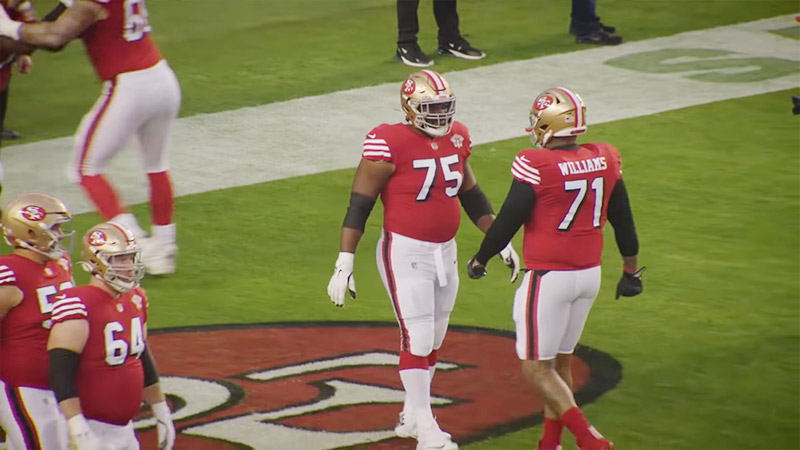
left=133, top=323, right=621, bottom=450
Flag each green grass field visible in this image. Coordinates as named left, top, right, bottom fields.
left=3, top=1, right=799, bottom=449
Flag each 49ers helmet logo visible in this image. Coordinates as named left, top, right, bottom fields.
left=19, top=205, right=46, bottom=221
left=134, top=323, right=621, bottom=449
left=403, top=78, right=416, bottom=95
left=87, top=230, right=108, bottom=246
left=534, top=95, right=554, bottom=111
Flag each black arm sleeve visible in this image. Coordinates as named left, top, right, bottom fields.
left=607, top=179, right=639, bottom=257
left=458, top=184, right=494, bottom=225
left=474, top=179, right=536, bottom=264
left=342, top=192, right=376, bottom=232
left=42, top=3, right=67, bottom=22
left=48, top=348, right=80, bottom=402
left=141, top=346, right=160, bottom=387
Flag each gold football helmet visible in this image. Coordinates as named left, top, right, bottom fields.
left=400, top=70, right=456, bottom=137
left=80, top=222, right=144, bottom=293
left=527, top=87, right=587, bottom=148
left=1, top=192, right=74, bottom=259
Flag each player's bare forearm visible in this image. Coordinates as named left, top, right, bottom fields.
left=58, top=397, right=82, bottom=419
left=622, top=255, right=638, bottom=272
left=19, top=1, right=101, bottom=47
left=143, top=381, right=167, bottom=405
left=0, top=36, right=32, bottom=54
left=340, top=227, right=363, bottom=254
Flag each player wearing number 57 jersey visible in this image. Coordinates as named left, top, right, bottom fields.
left=47, top=222, right=175, bottom=450
left=327, top=70, right=520, bottom=450
left=0, top=193, right=74, bottom=450
left=0, top=0, right=182, bottom=276
left=467, top=87, right=645, bottom=450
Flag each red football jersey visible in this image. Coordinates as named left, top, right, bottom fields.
left=0, top=2, right=36, bottom=90
left=81, top=0, right=162, bottom=81
left=362, top=122, right=472, bottom=242
left=0, top=254, right=74, bottom=389
left=512, top=142, right=623, bottom=270
left=51, top=285, right=148, bottom=425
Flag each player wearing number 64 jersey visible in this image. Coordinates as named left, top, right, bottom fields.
left=0, top=0, right=182, bottom=276
left=0, top=193, right=74, bottom=450
left=467, top=87, right=645, bottom=450
left=47, top=222, right=175, bottom=450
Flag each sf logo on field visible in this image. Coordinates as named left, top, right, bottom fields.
left=134, top=322, right=621, bottom=449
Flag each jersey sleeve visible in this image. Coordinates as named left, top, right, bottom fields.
left=510, top=150, right=542, bottom=187
left=0, top=262, right=18, bottom=287
left=51, top=294, right=88, bottom=324
left=361, top=126, right=393, bottom=162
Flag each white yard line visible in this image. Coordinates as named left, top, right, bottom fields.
left=3, top=15, right=798, bottom=214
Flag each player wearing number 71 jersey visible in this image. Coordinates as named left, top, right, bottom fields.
left=0, top=193, right=75, bottom=450
left=467, top=87, right=645, bottom=450
left=47, top=222, right=175, bottom=450
left=0, top=0, right=182, bottom=276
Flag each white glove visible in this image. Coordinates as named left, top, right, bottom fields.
left=61, top=0, right=75, bottom=6
left=499, top=243, right=521, bottom=283
left=0, top=6, right=23, bottom=40
left=152, top=400, right=176, bottom=450
left=68, top=414, right=102, bottom=450
left=327, top=252, right=356, bottom=307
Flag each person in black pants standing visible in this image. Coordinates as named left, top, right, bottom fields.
left=395, top=0, right=485, bottom=68
left=569, top=0, right=622, bottom=45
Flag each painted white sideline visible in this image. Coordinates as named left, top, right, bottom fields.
left=2, top=15, right=798, bottom=214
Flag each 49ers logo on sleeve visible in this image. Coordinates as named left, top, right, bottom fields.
left=20, top=205, right=46, bottom=221
left=87, top=230, right=108, bottom=246
left=134, top=322, right=621, bottom=449
left=403, top=78, right=416, bottom=95
left=534, top=95, right=554, bottom=111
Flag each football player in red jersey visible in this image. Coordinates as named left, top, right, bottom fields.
left=0, top=192, right=75, bottom=450
left=327, top=70, right=520, bottom=450
left=466, top=87, right=645, bottom=450
left=0, top=0, right=182, bottom=276
left=47, top=222, right=175, bottom=450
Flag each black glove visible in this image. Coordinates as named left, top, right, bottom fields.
left=616, top=267, right=645, bottom=299
left=466, top=257, right=487, bottom=279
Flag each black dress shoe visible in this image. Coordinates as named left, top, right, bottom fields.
left=575, top=30, right=623, bottom=45
left=1, top=128, right=20, bottom=140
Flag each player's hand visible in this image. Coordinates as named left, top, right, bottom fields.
left=68, top=414, right=102, bottom=450
left=16, top=54, right=31, bottom=74
left=616, top=267, right=645, bottom=299
left=498, top=243, right=520, bottom=283
left=327, top=252, right=356, bottom=307
left=152, top=400, right=176, bottom=450
left=466, top=257, right=487, bottom=279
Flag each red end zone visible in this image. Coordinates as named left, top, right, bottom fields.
left=134, top=322, right=621, bottom=449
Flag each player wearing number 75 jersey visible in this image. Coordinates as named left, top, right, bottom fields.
left=327, top=70, right=520, bottom=450
left=47, top=222, right=175, bottom=450
left=0, top=193, right=75, bottom=450
left=0, top=0, right=182, bottom=276
left=466, top=87, right=645, bottom=450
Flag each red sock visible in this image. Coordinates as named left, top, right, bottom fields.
left=561, top=407, right=602, bottom=449
left=539, top=417, right=563, bottom=450
left=399, top=351, right=429, bottom=370
left=79, top=175, right=122, bottom=219
left=427, top=349, right=439, bottom=368
left=147, top=171, right=174, bottom=226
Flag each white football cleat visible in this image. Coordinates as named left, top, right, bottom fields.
left=416, top=421, right=457, bottom=450
left=140, top=238, right=177, bottom=275
left=395, top=412, right=452, bottom=440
